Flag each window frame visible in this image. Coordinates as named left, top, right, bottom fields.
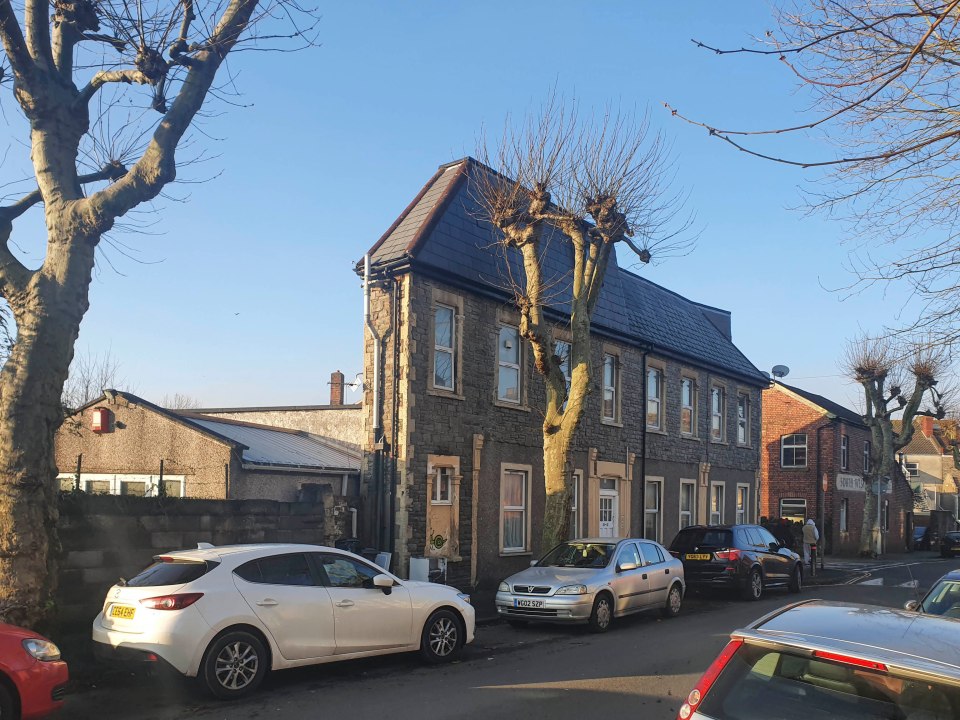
left=736, top=483, right=750, bottom=525
left=779, top=497, right=807, bottom=523
left=680, top=376, right=698, bottom=436
left=679, top=480, right=696, bottom=529
left=569, top=470, right=583, bottom=539
left=905, top=462, right=919, bottom=478
left=711, top=385, right=726, bottom=442
left=602, top=352, right=620, bottom=423
left=500, top=464, right=531, bottom=554
left=644, top=477, right=663, bottom=542
left=646, top=366, right=663, bottom=431
left=432, top=302, right=456, bottom=392
left=780, top=434, right=808, bottom=468
left=496, top=324, right=523, bottom=405
left=431, top=466, right=453, bottom=505
left=710, top=482, right=725, bottom=525
left=736, top=391, right=750, bottom=445
left=840, top=434, right=849, bottom=470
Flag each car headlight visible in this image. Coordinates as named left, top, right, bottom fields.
left=22, top=638, right=61, bottom=662
left=457, top=592, right=471, bottom=605
left=498, top=581, right=510, bottom=593
left=555, top=584, right=587, bottom=595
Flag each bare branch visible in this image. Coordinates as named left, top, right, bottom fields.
left=76, top=68, right=154, bottom=107
left=0, top=0, right=32, bottom=79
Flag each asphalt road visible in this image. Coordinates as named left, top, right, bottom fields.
left=67, top=558, right=957, bottom=720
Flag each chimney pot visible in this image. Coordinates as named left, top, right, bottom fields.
left=921, top=416, right=934, bottom=438
left=330, top=370, right=345, bottom=406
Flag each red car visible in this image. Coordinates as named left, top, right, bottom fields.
left=0, top=623, right=68, bottom=719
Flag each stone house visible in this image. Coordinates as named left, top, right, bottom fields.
left=760, top=382, right=913, bottom=555
left=56, top=390, right=361, bottom=503
left=358, top=157, right=767, bottom=591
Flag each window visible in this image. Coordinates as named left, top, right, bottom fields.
left=432, top=467, right=452, bottom=504
left=780, top=498, right=807, bottom=524
left=556, top=340, right=571, bottom=408
left=569, top=471, right=582, bottom=539
left=737, top=392, right=750, bottom=445
left=235, top=553, right=315, bottom=586
left=863, top=441, right=872, bottom=473
left=602, top=354, right=618, bottom=421
left=905, top=462, right=919, bottom=478
left=646, top=367, right=662, bottom=429
left=121, top=481, right=146, bottom=496
left=433, top=304, right=456, bottom=391
left=781, top=434, right=808, bottom=468
left=644, top=480, right=662, bottom=542
left=640, top=542, right=666, bottom=565
left=841, top=435, right=849, bottom=470
left=882, top=499, right=889, bottom=532
left=501, top=469, right=529, bottom=552
left=711, top=386, right=725, bottom=441
left=497, top=325, right=521, bottom=403
left=736, top=485, right=749, bottom=525
left=840, top=498, right=848, bottom=532
left=318, top=553, right=379, bottom=588
left=616, top=542, right=642, bottom=569
left=680, top=377, right=697, bottom=435
left=710, top=483, right=724, bottom=525
left=160, top=479, right=183, bottom=498
left=680, top=481, right=696, bottom=529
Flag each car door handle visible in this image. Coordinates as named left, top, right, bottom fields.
left=335, top=600, right=355, bottom=608
left=642, top=574, right=648, bottom=580
left=256, top=599, right=278, bottom=607
left=665, top=569, right=670, bottom=574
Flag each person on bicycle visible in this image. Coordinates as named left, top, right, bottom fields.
left=802, top=518, right=820, bottom=566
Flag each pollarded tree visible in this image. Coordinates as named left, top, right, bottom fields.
left=844, top=338, right=949, bottom=556
left=672, top=2, right=960, bottom=347
left=476, top=102, right=693, bottom=551
left=0, top=0, right=315, bottom=626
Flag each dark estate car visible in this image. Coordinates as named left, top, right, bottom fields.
left=940, top=531, right=960, bottom=557
left=669, top=524, right=803, bottom=601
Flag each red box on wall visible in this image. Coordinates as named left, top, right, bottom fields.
left=91, top=407, right=111, bottom=433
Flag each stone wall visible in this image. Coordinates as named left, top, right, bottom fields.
left=199, top=406, right=363, bottom=449
left=56, top=490, right=355, bottom=630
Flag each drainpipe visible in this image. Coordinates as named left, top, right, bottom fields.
left=640, top=351, right=648, bottom=537
left=364, top=254, right=385, bottom=548
left=816, top=417, right=835, bottom=563
left=389, top=275, right=402, bottom=556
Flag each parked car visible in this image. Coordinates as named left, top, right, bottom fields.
left=669, top=524, right=802, bottom=601
left=495, top=537, right=684, bottom=632
left=92, top=543, right=475, bottom=699
left=940, top=530, right=960, bottom=557
left=905, top=569, right=960, bottom=619
left=0, top=623, right=68, bottom=719
left=914, top=525, right=930, bottom=550
left=677, top=600, right=960, bottom=720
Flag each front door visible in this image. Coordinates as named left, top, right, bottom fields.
left=599, top=479, right=619, bottom=538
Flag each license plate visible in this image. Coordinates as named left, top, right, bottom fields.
left=685, top=553, right=712, bottom=561
left=514, top=598, right=544, bottom=609
left=110, top=604, right=136, bottom=620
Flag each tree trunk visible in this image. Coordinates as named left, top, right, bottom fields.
left=541, top=424, right=575, bottom=552
left=0, top=216, right=96, bottom=627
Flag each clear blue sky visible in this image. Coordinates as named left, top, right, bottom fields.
left=3, top=2, right=920, bottom=410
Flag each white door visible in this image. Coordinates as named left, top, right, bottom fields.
left=599, top=488, right=619, bottom=538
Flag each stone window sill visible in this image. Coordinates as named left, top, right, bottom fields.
left=427, top=388, right=465, bottom=401
left=646, top=427, right=667, bottom=436
left=494, top=400, right=531, bottom=412
left=681, top=433, right=701, bottom=441
left=500, top=550, right=532, bottom=558
left=601, top=418, right=623, bottom=428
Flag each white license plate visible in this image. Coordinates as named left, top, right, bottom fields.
left=514, top=598, right=544, bottom=609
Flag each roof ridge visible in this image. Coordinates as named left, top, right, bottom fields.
left=180, top=412, right=306, bottom=435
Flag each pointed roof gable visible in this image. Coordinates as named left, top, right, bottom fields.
left=362, top=158, right=766, bottom=386
left=775, top=382, right=867, bottom=428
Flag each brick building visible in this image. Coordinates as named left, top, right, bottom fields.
left=894, top=417, right=960, bottom=534
left=359, top=157, right=767, bottom=590
left=760, top=382, right=913, bottom=555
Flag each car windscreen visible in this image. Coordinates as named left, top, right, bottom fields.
left=670, top=528, right=733, bottom=552
left=538, top=542, right=617, bottom=568
left=124, top=559, right=218, bottom=587
left=700, top=642, right=960, bottom=720
left=922, top=579, right=960, bottom=618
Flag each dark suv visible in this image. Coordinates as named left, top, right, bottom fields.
left=669, top=524, right=803, bottom=601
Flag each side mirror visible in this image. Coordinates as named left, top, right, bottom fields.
left=373, top=573, right=394, bottom=595
left=769, top=543, right=780, bottom=552
left=904, top=600, right=920, bottom=612
left=529, top=560, right=538, bottom=567
left=616, top=562, right=638, bottom=573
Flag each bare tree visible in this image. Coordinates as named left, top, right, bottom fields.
left=0, top=0, right=316, bottom=626
left=671, top=1, right=960, bottom=346
left=844, top=337, right=949, bottom=555
left=61, top=348, right=133, bottom=411
left=162, top=392, right=202, bottom=409
left=475, top=100, right=694, bottom=551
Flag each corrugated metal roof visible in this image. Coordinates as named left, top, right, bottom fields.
left=187, top=417, right=361, bottom=471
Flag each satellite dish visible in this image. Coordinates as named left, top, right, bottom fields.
left=771, top=365, right=790, bottom=379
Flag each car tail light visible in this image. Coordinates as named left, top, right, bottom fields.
left=714, top=549, right=740, bottom=562
left=677, top=638, right=743, bottom=720
left=140, top=593, right=204, bottom=610
left=812, top=650, right=887, bottom=672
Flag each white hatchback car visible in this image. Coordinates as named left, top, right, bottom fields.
left=92, top=544, right=475, bottom=699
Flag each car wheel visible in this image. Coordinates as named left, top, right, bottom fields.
left=789, top=564, right=802, bottom=593
left=420, top=609, right=463, bottom=663
left=741, top=568, right=763, bottom=601
left=661, top=584, right=683, bottom=618
left=589, top=593, right=613, bottom=633
left=0, top=683, right=14, bottom=720
left=201, top=630, right=268, bottom=700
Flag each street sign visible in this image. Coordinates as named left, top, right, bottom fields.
left=822, top=473, right=828, bottom=492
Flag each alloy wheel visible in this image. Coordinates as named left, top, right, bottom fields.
left=596, top=598, right=611, bottom=628
left=669, top=587, right=682, bottom=614
left=429, top=616, right=459, bottom=658
left=214, top=640, right=260, bottom=691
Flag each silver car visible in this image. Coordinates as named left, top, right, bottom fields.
left=495, top=537, right=685, bottom=632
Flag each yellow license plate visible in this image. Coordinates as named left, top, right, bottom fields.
left=685, top=553, right=712, bottom=561
left=110, top=604, right=136, bottom=620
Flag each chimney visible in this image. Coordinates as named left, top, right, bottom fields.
left=330, top=370, right=344, bottom=406
left=921, top=416, right=934, bottom=438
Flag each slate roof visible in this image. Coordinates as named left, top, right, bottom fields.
left=777, top=382, right=867, bottom=428
left=892, top=419, right=945, bottom=456
left=361, top=158, right=766, bottom=385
